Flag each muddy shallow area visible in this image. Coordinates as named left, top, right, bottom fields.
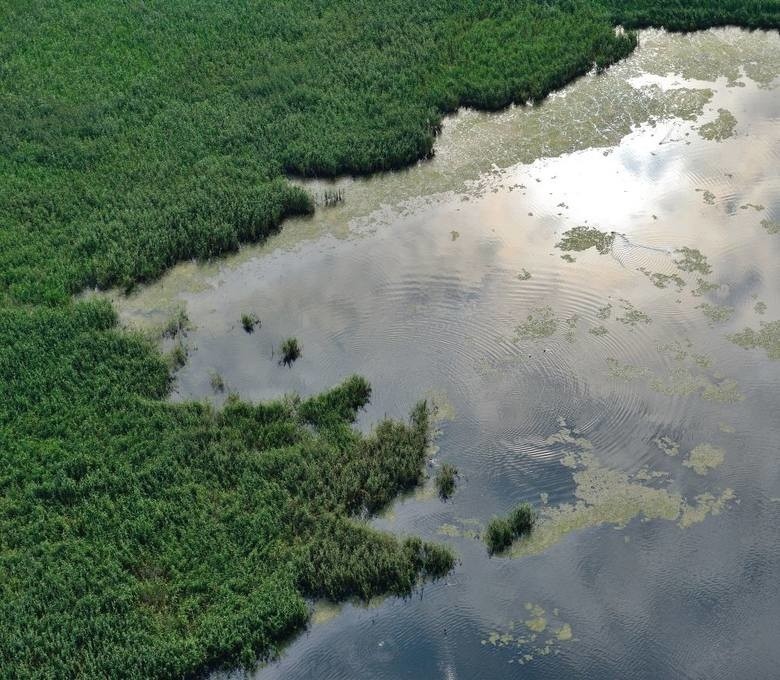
left=102, top=28, right=779, bottom=679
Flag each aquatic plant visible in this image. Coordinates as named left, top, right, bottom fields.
left=486, top=502, right=536, bottom=554
left=555, top=226, right=615, bottom=255
left=698, top=108, right=737, bottom=141
left=508, top=502, right=537, bottom=536
left=729, top=320, right=780, bottom=360
left=319, top=188, right=344, bottom=207
left=163, top=308, right=191, bottom=338
left=674, top=247, right=712, bottom=275
left=169, top=340, right=188, bottom=370
left=210, top=371, right=226, bottom=393
left=485, top=518, right=515, bottom=554
left=435, top=463, right=459, bottom=500
left=280, top=337, right=302, bottom=366
left=241, top=312, right=260, bottom=333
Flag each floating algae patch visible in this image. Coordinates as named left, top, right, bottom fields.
left=424, top=388, right=456, bottom=423
left=675, top=247, right=712, bottom=275
left=608, top=343, right=743, bottom=404
left=524, top=603, right=547, bottom=633
left=683, top=444, right=725, bottom=475
left=649, top=368, right=744, bottom=403
left=450, top=230, right=460, bottom=241
left=560, top=254, right=576, bottom=263
left=596, top=303, right=613, bottom=320
left=679, top=490, right=737, bottom=529
left=740, top=203, right=765, bottom=212
left=564, top=315, right=579, bottom=343
left=692, top=278, right=720, bottom=297
left=481, top=603, right=575, bottom=665
left=718, top=422, right=736, bottom=434
left=589, top=325, right=609, bottom=336
left=515, top=307, right=559, bottom=341
left=754, top=301, right=767, bottom=315
left=729, top=321, right=780, bottom=360
left=697, top=302, right=735, bottom=325
left=700, top=378, right=744, bottom=404
left=509, top=420, right=736, bottom=559
left=697, top=189, right=717, bottom=205
left=658, top=338, right=694, bottom=362
left=654, top=435, right=680, bottom=457
left=616, top=299, right=652, bottom=328
left=640, top=268, right=686, bottom=290
left=437, top=518, right=482, bottom=540
left=517, top=268, right=532, bottom=281
left=649, top=367, right=702, bottom=396
left=761, top=218, right=780, bottom=235
left=555, top=226, right=615, bottom=255
left=698, top=108, right=738, bottom=141
left=607, top=357, right=649, bottom=381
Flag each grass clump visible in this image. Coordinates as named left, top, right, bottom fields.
left=210, top=371, right=226, bottom=393
left=169, top=340, right=188, bottom=370
left=435, top=463, right=459, bottom=500
left=485, top=518, right=515, bottom=554
left=280, top=337, right=302, bottom=366
left=485, top=502, right=537, bottom=554
left=241, top=312, right=260, bottom=333
left=163, top=308, right=190, bottom=339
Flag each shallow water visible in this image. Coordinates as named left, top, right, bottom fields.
left=107, top=28, right=780, bottom=679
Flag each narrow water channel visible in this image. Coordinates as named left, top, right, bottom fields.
left=104, top=28, right=780, bottom=679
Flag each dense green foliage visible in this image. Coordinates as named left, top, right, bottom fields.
left=0, top=314, right=451, bottom=676
left=485, top=503, right=537, bottom=554
left=1, top=1, right=777, bottom=677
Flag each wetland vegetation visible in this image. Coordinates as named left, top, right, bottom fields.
left=2, top=1, right=779, bottom=678
left=435, top=463, right=459, bottom=500
left=279, top=337, right=302, bottom=367
left=486, top=503, right=537, bottom=554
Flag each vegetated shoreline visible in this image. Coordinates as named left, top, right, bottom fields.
left=1, top=2, right=778, bottom=678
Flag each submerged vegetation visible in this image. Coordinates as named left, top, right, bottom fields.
left=1, top=1, right=777, bottom=677
left=486, top=503, right=537, bottom=554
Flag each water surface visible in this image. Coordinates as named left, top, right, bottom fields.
left=107, top=29, right=780, bottom=679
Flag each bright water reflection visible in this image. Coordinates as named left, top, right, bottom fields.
left=107, top=28, right=779, bottom=679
